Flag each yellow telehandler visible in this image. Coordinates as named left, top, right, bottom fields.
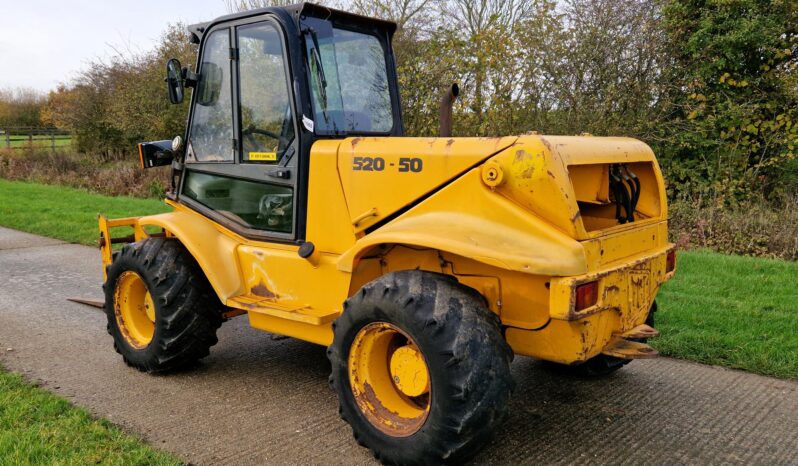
left=97, top=3, right=675, bottom=464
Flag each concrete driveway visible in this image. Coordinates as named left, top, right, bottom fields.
left=0, top=226, right=796, bottom=465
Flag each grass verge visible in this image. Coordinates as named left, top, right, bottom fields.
left=655, top=250, right=798, bottom=380
left=0, top=179, right=168, bottom=245
left=0, top=368, right=181, bottom=465
left=0, top=179, right=796, bottom=381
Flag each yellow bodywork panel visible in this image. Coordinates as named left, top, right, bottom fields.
left=486, top=135, right=665, bottom=240
left=305, top=140, right=359, bottom=254
left=506, top=311, right=620, bottom=364
left=336, top=137, right=516, bottom=233
left=138, top=204, right=245, bottom=301
left=99, top=134, right=675, bottom=365
left=510, top=246, right=674, bottom=363
left=337, top=168, right=588, bottom=277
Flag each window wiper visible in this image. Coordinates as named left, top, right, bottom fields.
left=311, top=48, right=328, bottom=109
left=304, top=28, right=329, bottom=119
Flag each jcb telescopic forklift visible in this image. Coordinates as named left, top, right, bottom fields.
left=98, top=3, right=675, bottom=464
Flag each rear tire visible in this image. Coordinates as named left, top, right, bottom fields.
left=104, top=238, right=223, bottom=372
left=547, top=301, right=657, bottom=377
left=328, top=271, right=514, bottom=465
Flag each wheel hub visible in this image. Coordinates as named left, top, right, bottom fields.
left=389, top=345, right=429, bottom=397
left=348, top=322, right=431, bottom=437
left=114, top=271, right=156, bottom=348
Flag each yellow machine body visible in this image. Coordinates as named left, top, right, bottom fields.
left=100, top=134, right=675, bottom=364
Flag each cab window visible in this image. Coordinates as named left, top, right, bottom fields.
left=182, top=171, right=293, bottom=234
left=304, top=21, right=394, bottom=134
left=238, top=22, right=295, bottom=163
left=187, top=29, right=234, bottom=162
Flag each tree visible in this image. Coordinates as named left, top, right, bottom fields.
left=661, top=0, right=798, bottom=202
left=44, top=23, right=196, bottom=158
left=0, top=87, right=46, bottom=128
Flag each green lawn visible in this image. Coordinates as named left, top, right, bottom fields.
left=0, top=368, right=181, bottom=466
left=655, top=250, right=798, bottom=380
left=0, top=179, right=168, bottom=245
left=0, top=179, right=796, bottom=382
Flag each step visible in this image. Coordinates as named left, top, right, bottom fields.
left=227, top=295, right=339, bottom=326
left=616, top=324, right=660, bottom=340
left=601, top=336, right=659, bottom=359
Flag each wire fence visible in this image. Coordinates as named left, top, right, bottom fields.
left=1, top=127, right=73, bottom=151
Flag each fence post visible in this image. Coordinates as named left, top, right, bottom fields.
left=51, top=131, right=56, bottom=152
left=4, top=129, right=9, bottom=149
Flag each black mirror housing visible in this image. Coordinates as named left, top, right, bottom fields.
left=166, top=58, right=184, bottom=104
left=138, top=140, right=175, bottom=169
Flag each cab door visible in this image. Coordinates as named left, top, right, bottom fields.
left=181, top=19, right=299, bottom=242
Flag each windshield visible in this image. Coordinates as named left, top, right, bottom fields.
left=302, top=19, right=393, bottom=134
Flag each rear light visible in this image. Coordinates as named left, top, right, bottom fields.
left=575, top=281, right=599, bottom=311
left=666, top=250, right=676, bottom=273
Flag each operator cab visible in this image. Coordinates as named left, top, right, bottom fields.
left=154, top=3, right=402, bottom=242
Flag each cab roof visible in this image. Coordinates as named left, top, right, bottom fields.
left=188, top=2, right=397, bottom=44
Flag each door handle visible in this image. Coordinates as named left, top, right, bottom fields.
left=266, top=169, right=291, bottom=180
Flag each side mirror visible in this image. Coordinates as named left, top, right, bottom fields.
left=137, top=140, right=175, bottom=169
left=166, top=58, right=184, bottom=104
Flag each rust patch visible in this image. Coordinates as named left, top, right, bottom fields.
left=570, top=210, right=582, bottom=225
left=446, top=138, right=455, bottom=147
left=251, top=281, right=277, bottom=299
left=601, top=337, right=659, bottom=359
left=360, top=382, right=425, bottom=437
left=236, top=301, right=258, bottom=310
left=350, top=137, right=363, bottom=149
left=603, top=285, right=620, bottom=299
left=539, top=136, right=554, bottom=153
left=515, top=149, right=531, bottom=162
left=547, top=170, right=556, bottom=179
left=521, top=166, right=536, bottom=178
left=221, top=308, right=247, bottom=320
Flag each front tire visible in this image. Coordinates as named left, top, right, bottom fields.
left=104, top=238, right=223, bottom=372
left=328, top=271, right=514, bottom=465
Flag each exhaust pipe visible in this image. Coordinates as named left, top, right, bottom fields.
left=439, top=83, right=459, bottom=137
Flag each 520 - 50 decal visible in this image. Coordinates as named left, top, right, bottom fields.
left=353, top=157, right=423, bottom=173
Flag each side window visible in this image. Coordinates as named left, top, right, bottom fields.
left=183, top=171, right=293, bottom=233
left=333, top=29, right=392, bottom=132
left=238, top=22, right=294, bottom=163
left=303, top=21, right=394, bottom=134
left=187, top=29, right=234, bottom=162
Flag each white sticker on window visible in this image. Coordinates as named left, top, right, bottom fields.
left=302, top=115, right=315, bottom=133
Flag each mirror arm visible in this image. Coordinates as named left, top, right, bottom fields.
left=183, top=68, right=199, bottom=88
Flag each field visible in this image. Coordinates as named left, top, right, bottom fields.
left=0, top=179, right=796, bottom=381
left=1, top=133, right=72, bottom=150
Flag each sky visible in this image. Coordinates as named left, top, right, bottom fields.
left=0, top=0, right=231, bottom=93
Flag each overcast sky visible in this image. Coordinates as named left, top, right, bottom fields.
left=0, top=0, right=231, bottom=93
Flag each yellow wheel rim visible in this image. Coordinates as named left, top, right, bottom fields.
left=114, top=271, right=155, bottom=349
left=348, top=322, right=431, bottom=437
